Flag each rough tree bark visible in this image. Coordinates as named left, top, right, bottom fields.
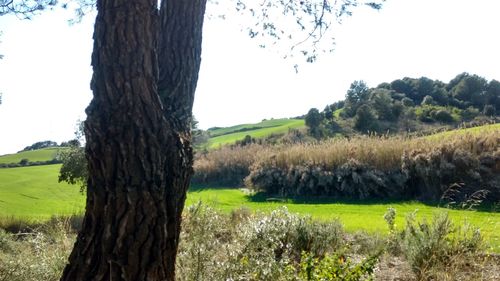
left=60, top=0, right=206, bottom=280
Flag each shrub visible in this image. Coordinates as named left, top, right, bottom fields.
left=177, top=205, right=346, bottom=281
left=483, top=104, right=496, bottom=116
left=401, top=97, right=414, bottom=107
left=0, top=218, right=77, bottom=281
left=354, top=104, right=377, bottom=132
left=402, top=212, right=483, bottom=280
left=432, top=109, right=454, bottom=123
left=297, top=251, right=379, bottom=281
left=421, top=95, right=436, bottom=106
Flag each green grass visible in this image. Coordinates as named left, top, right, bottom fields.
left=208, top=118, right=305, bottom=148
left=425, top=123, right=500, bottom=140
left=333, top=108, right=343, bottom=118
left=0, top=147, right=62, bottom=164
left=1, top=165, right=499, bottom=252
left=186, top=187, right=500, bottom=253
left=0, top=164, right=85, bottom=219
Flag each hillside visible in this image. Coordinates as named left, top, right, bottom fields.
left=0, top=147, right=62, bottom=164
left=300, top=73, right=500, bottom=139
left=207, top=118, right=305, bottom=148
left=0, top=164, right=85, bottom=218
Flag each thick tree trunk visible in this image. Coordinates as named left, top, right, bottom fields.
left=60, top=0, right=206, bottom=280
left=156, top=0, right=207, bottom=279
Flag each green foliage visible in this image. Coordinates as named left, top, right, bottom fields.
left=401, top=97, right=414, bottom=107
left=432, top=109, right=454, bottom=123
left=298, top=251, right=379, bottom=281
left=354, top=104, right=377, bottom=132
left=344, top=80, right=370, bottom=117
left=177, top=205, right=346, bottom=281
left=21, top=141, right=58, bottom=152
left=192, top=116, right=209, bottom=148
left=421, top=95, right=435, bottom=106
left=305, top=108, right=324, bottom=138
left=450, top=73, right=488, bottom=106
left=317, top=72, right=499, bottom=135
left=483, top=104, right=496, bottom=116
left=58, top=146, right=87, bottom=192
left=415, top=105, right=460, bottom=123
left=460, top=106, right=480, bottom=121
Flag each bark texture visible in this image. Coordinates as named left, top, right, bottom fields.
left=60, top=0, right=206, bottom=280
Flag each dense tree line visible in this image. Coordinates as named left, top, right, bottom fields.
left=306, top=73, right=500, bottom=135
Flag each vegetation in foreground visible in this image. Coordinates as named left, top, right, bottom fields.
left=1, top=205, right=498, bottom=281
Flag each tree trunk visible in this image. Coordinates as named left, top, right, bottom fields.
left=60, top=0, right=206, bottom=280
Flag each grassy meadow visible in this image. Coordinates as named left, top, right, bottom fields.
left=0, top=147, right=62, bottom=164
left=1, top=161, right=498, bottom=252
left=0, top=164, right=85, bottom=219
left=207, top=118, right=305, bottom=148
left=186, top=187, right=500, bottom=252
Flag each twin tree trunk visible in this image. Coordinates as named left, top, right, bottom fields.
left=61, top=0, right=206, bottom=280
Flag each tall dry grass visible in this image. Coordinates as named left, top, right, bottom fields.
left=193, top=130, right=500, bottom=201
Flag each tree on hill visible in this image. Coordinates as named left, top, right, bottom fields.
left=354, top=104, right=377, bottom=132
left=343, top=80, right=370, bottom=117
left=3, top=0, right=385, bottom=280
left=305, top=107, right=324, bottom=138
left=21, top=140, right=58, bottom=151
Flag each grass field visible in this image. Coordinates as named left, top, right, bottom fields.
left=0, top=164, right=85, bottom=219
left=186, top=187, right=500, bottom=252
left=207, top=118, right=305, bottom=148
left=1, top=164, right=499, bottom=252
left=0, top=147, right=62, bottom=164
left=425, top=122, right=500, bottom=140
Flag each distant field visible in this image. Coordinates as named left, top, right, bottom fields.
left=0, top=164, right=85, bottom=219
left=187, top=188, right=500, bottom=252
left=208, top=118, right=305, bottom=148
left=0, top=147, right=62, bottom=164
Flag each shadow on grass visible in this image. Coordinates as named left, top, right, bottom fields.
left=188, top=185, right=499, bottom=213
left=188, top=184, right=242, bottom=192
left=246, top=191, right=423, bottom=206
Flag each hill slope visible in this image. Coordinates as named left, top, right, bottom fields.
left=0, top=164, right=85, bottom=218
left=207, top=118, right=305, bottom=148
left=0, top=147, right=62, bottom=164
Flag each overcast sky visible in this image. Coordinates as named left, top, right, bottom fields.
left=1, top=0, right=499, bottom=155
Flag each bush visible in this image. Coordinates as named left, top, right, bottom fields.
left=298, top=251, right=379, bottom=281
left=354, top=104, right=378, bottom=132
left=484, top=104, right=496, bottom=116
left=0, top=218, right=77, bottom=281
left=177, top=205, right=346, bottom=281
left=403, top=212, right=483, bottom=280
left=432, top=109, right=454, bottom=123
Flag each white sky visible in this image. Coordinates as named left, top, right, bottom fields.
left=0, top=0, right=499, bottom=155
